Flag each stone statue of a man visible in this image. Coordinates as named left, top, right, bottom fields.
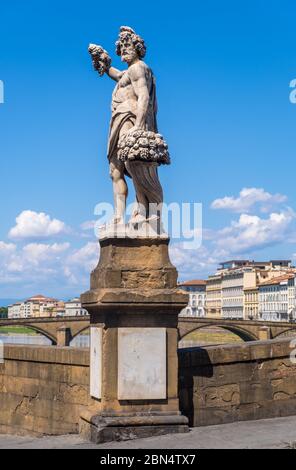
left=89, top=26, right=170, bottom=229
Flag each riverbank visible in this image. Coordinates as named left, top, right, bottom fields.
left=0, top=326, right=39, bottom=335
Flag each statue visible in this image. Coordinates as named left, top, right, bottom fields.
left=88, top=26, right=170, bottom=233
left=81, top=28, right=189, bottom=444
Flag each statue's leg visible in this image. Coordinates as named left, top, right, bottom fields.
left=109, top=158, right=128, bottom=225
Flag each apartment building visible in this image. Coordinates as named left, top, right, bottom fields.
left=8, top=295, right=61, bottom=319
left=221, top=268, right=245, bottom=319
left=179, top=280, right=207, bottom=317
left=209, top=260, right=294, bottom=320
left=288, top=276, right=296, bottom=319
left=63, top=298, right=89, bottom=317
left=8, top=295, right=89, bottom=319
left=205, top=274, right=222, bottom=318
left=7, top=302, right=22, bottom=319
left=259, top=273, right=296, bottom=322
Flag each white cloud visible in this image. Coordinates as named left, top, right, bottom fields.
left=0, top=241, right=16, bottom=256
left=67, top=242, right=99, bottom=272
left=22, top=242, right=70, bottom=264
left=169, top=243, right=221, bottom=280
left=9, top=210, right=69, bottom=240
left=80, top=220, right=96, bottom=231
left=215, top=210, right=295, bottom=253
left=211, top=188, right=287, bottom=213
left=0, top=240, right=91, bottom=290
left=4, top=242, right=70, bottom=273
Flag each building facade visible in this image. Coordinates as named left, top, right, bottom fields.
left=8, top=295, right=88, bottom=319
left=64, top=299, right=89, bottom=317
left=179, top=281, right=207, bottom=317
left=207, top=260, right=295, bottom=321
left=259, top=274, right=296, bottom=322
left=205, top=274, right=222, bottom=318
left=221, top=269, right=245, bottom=319
left=288, top=276, right=296, bottom=320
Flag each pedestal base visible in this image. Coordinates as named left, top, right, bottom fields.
left=79, top=412, right=189, bottom=444
left=80, top=236, right=189, bottom=443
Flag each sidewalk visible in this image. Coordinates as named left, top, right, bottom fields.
left=0, top=415, right=295, bottom=449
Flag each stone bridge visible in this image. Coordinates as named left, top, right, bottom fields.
left=1, top=316, right=296, bottom=346
left=178, top=317, right=296, bottom=342
left=0, top=317, right=90, bottom=346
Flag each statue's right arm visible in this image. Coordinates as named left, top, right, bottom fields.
left=106, top=67, right=124, bottom=82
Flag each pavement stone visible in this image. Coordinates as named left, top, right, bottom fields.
left=0, top=416, right=296, bottom=449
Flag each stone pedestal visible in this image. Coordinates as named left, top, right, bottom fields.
left=80, top=236, right=189, bottom=443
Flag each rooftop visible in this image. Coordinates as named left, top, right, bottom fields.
left=179, top=280, right=207, bottom=287
left=26, top=295, right=58, bottom=303
left=219, top=260, right=291, bottom=268
left=259, top=273, right=295, bottom=287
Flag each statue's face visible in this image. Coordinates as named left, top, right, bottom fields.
left=119, top=36, right=138, bottom=64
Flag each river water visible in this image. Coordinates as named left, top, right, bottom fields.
left=0, top=334, right=90, bottom=348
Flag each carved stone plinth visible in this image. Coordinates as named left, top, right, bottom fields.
left=80, top=236, right=189, bottom=443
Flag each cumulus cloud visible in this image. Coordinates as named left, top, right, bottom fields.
left=211, top=188, right=287, bottom=213
left=22, top=242, right=70, bottom=264
left=169, top=243, right=222, bottom=280
left=80, top=220, right=96, bottom=231
left=0, top=239, right=98, bottom=294
left=4, top=242, right=70, bottom=273
left=9, top=210, right=69, bottom=240
left=66, top=242, right=99, bottom=272
left=0, top=241, right=16, bottom=256
left=215, top=210, right=295, bottom=254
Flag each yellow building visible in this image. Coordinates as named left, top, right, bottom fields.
left=243, top=269, right=295, bottom=320
left=205, top=274, right=222, bottom=318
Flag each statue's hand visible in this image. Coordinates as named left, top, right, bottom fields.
left=88, top=44, right=111, bottom=76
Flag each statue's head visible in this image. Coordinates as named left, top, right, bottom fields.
left=116, top=26, right=146, bottom=64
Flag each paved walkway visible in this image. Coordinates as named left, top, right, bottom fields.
left=0, top=416, right=296, bottom=449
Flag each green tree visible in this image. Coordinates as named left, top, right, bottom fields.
left=0, top=307, right=8, bottom=319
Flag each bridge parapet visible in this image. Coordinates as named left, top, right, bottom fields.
left=1, top=316, right=295, bottom=346
left=0, top=317, right=90, bottom=346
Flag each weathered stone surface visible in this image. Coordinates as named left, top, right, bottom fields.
left=118, top=328, right=166, bottom=400
left=90, top=327, right=102, bottom=400
left=0, top=345, right=91, bottom=436
left=79, top=413, right=189, bottom=444
left=179, top=337, right=296, bottom=427
left=81, top=236, right=189, bottom=443
left=84, top=237, right=179, bottom=293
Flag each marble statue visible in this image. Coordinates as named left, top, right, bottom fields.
left=89, top=26, right=170, bottom=231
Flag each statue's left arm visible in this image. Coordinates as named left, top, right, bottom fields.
left=129, top=63, right=150, bottom=129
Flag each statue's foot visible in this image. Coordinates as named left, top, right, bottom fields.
left=102, top=216, right=125, bottom=228
left=128, top=213, right=147, bottom=227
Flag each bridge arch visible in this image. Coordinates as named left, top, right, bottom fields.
left=178, top=323, right=258, bottom=342
left=0, top=323, right=57, bottom=345
left=272, top=328, right=296, bottom=339
left=71, top=326, right=90, bottom=340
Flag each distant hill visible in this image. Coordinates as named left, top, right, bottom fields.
left=0, top=299, right=21, bottom=307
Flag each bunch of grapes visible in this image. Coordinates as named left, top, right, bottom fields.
left=88, top=44, right=111, bottom=77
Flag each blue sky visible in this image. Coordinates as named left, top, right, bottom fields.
left=0, top=0, right=296, bottom=299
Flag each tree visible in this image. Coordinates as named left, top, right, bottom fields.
left=0, top=307, right=8, bottom=319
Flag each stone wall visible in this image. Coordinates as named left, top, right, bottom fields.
left=179, top=337, right=296, bottom=427
left=0, top=345, right=91, bottom=436
left=1, top=338, right=296, bottom=436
